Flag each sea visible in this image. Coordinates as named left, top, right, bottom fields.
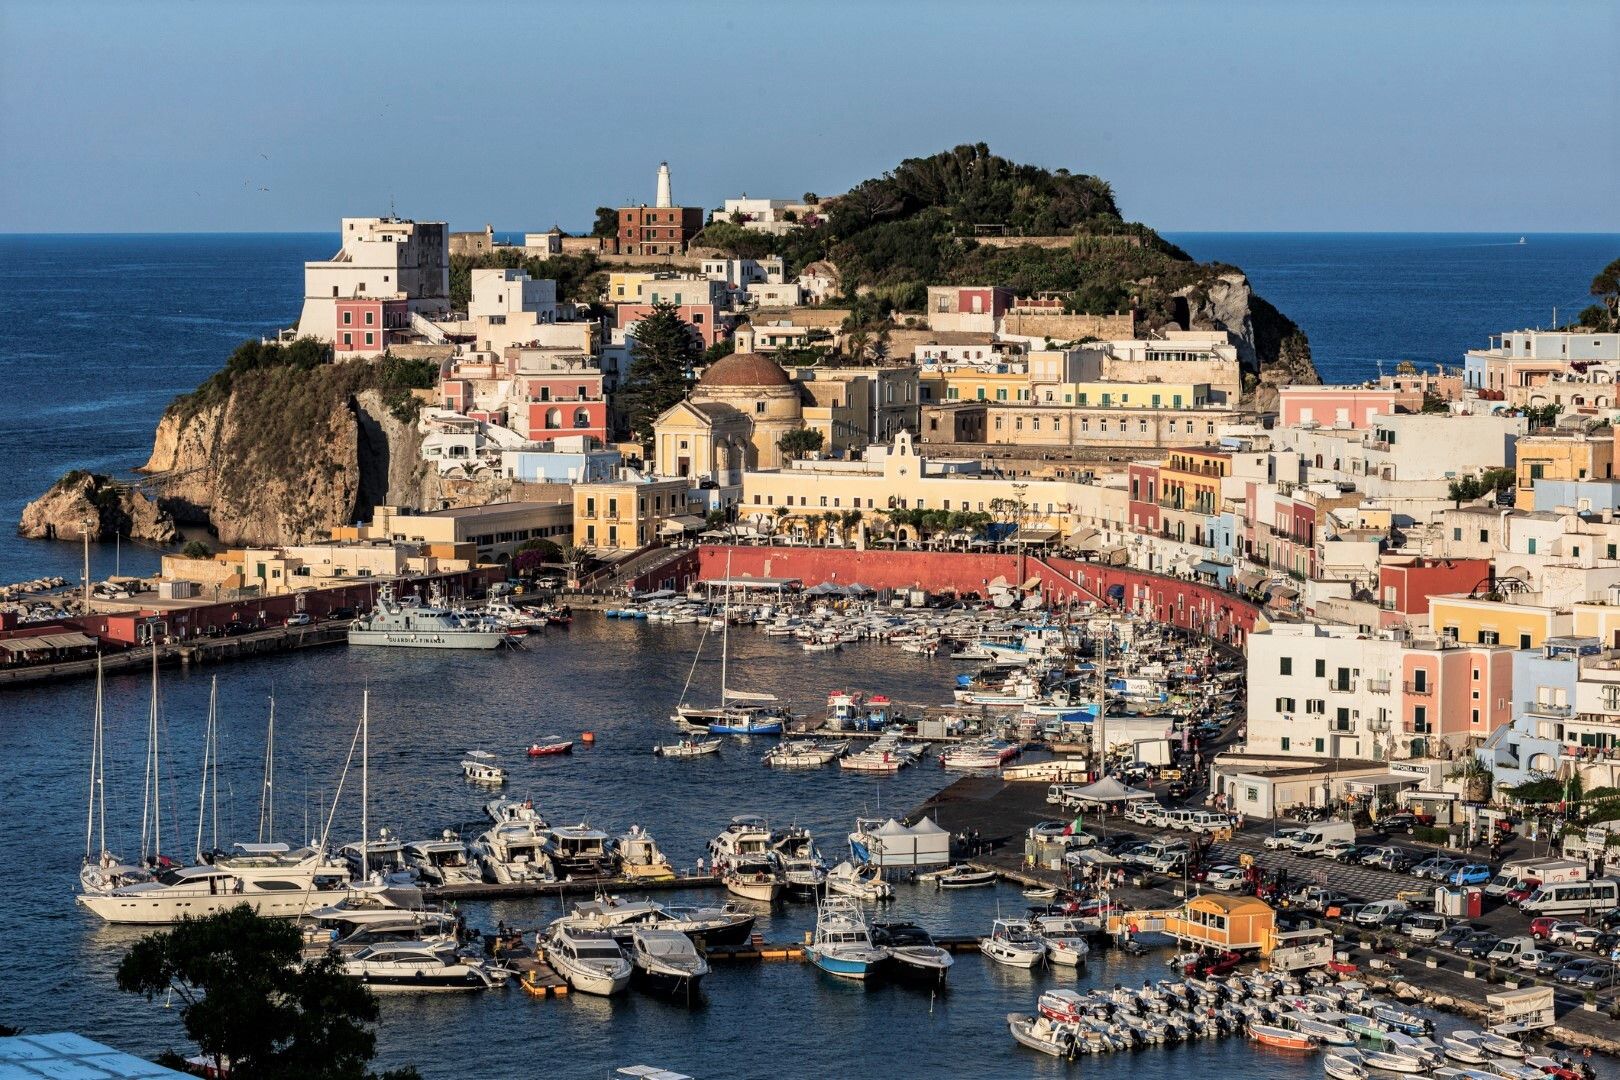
left=0, top=232, right=1615, bottom=1078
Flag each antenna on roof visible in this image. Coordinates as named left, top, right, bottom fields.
left=389, top=194, right=396, bottom=218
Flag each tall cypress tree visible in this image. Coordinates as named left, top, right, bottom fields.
left=620, top=301, right=699, bottom=447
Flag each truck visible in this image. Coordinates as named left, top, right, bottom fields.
left=1292, top=820, right=1357, bottom=856
left=1486, top=857, right=1587, bottom=898
left=1133, top=738, right=1173, bottom=767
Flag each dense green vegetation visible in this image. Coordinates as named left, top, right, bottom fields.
left=693, top=143, right=1310, bottom=372
left=117, top=905, right=419, bottom=1080
left=619, top=301, right=698, bottom=445
left=1575, top=257, right=1620, bottom=332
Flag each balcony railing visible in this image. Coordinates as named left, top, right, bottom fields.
left=1366, top=678, right=1392, bottom=694
left=1329, top=720, right=1357, bottom=734
left=1403, top=681, right=1433, bottom=696
left=1406, top=720, right=1432, bottom=734
left=1328, top=680, right=1356, bottom=693
left=1523, top=700, right=1573, bottom=717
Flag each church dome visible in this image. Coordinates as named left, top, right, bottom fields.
left=698, top=351, right=791, bottom=389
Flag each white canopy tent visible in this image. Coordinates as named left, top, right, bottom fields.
left=1065, top=776, right=1157, bottom=806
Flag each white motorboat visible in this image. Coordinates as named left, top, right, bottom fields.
left=77, top=843, right=346, bottom=925
left=460, top=750, right=507, bottom=785
left=341, top=941, right=497, bottom=992
left=771, top=826, right=827, bottom=894
left=1442, top=1035, right=1489, bottom=1064
left=542, top=924, right=632, bottom=996
left=653, top=737, right=722, bottom=758
left=933, top=865, right=997, bottom=889
left=1035, top=919, right=1090, bottom=968
left=1036, top=988, right=1087, bottom=1024
left=1007, top=1013, right=1075, bottom=1058
left=348, top=584, right=511, bottom=649
left=825, top=860, right=893, bottom=902
left=615, top=825, right=676, bottom=881
left=472, top=820, right=553, bottom=884
left=338, top=827, right=411, bottom=881
left=1282, top=1012, right=1355, bottom=1046
left=871, top=922, right=952, bottom=984
left=839, top=747, right=907, bottom=773
left=403, top=831, right=481, bottom=886
left=1324, top=1050, right=1369, bottom=1080
left=484, top=796, right=544, bottom=825
left=1452, top=1029, right=1525, bottom=1058
left=628, top=928, right=709, bottom=1002
left=721, top=859, right=783, bottom=903
left=557, top=897, right=756, bottom=949
left=764, top=739, right=845, bottom=768
left=980, top=919, right=1046, bottom=968
left=1362, top=1049, right=1424, bottom=1073
left=707, top=814, right=774, bottom=863
left=805, top=897, right=889, bottom=980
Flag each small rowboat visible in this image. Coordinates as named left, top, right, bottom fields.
left=525, top=738, right=574, bottom=757
left=654, top=738, right=722, bottom=758
left=1247, top=1023, right=1317, bottom=1051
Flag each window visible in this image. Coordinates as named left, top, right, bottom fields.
left=364, top=333, right=374, bottom=346
left=755, top=402, right=766, bottom=414
left=1314, top=658, right=1326, bottom=678
left=1479, top=630, right=1499, bottom=645
left=1281, top=736, right=1291, bottom=751
left=1280, top=657, right=1292, bottom=675
left=1453, top=528, right=1462, bottom=541
left=1479, top=529, right=1488, bottom=542
left=1527, top=538, right=1537, bottom=555
left=342, top=311, right=353, bottom=325
left=1314, top=738, right=1325, bottom=753
left=342, top=332, right=352, bottom=345
left=364, top=311, right=375, bottom=326
left=1275, top=697, right=1295, bottom=712
left=1519, top=633, right=1532, bottom=649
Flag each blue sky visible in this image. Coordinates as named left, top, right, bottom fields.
left=1, top=0, right=1615, bottom=233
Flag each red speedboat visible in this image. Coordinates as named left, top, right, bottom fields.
left=525, top=738, right=574, bottom=757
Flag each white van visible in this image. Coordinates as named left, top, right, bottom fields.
left=1125, top=801, right=1162, bottom=825
left=1486, top=857, right=1586, bottom=898
left=1353, top=899, right=1411, bottom=927
left=1520, top=878, right=1620, bottom=916
left=1486, top=935, right=1537, bottom=964
left=1293, top=820, right=1356, bottom=856
left=1185, top=811, right=1233, bottom=834
left=1164, top=809, right=1198, bottom=831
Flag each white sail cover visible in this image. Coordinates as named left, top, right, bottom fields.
left=723, top=689, right=777, bottom=702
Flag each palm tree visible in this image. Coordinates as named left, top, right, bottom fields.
left=771, top=505, right=791, bottom=542
left=819, top=510, right=840, bottom=544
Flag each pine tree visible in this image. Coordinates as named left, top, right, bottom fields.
left=620, top=301, right=699, bottom=446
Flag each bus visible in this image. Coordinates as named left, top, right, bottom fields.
left=1519, top=877, right=1619, bottom=916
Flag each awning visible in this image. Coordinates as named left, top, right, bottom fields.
left=1343, top=772, right=1420, bottom=794
left=704, top=576, right=800, bottom=591
left=1193, top=559, right=1227, bottom=577
left=1012, top=528, right=1060, bottom=544
left=1235, top=570, right=1266, bottom=590
left=1019, top=576, right=1041, bottom=591
left=0, top=632, right=99, bottom=654
left=1269, top=584, right=1299, bottom=600
left=1098, top=545, right=1128, bottom=566
left=658, top=514, right=706, bottom=534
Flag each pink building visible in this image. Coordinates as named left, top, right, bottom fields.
left=1378, top=556, right=1492, bottom=629
left=1400, top=643, right=1512, bottom=755
left=615, top=302, right=727, bottom=347
left=515, top=373, right=608, bottom=444
left=333, top=298, right=410, bottom=358
left=1277, top=385, right=1420, bottom=429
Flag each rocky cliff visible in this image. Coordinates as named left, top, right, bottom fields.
left=138, top=380, right=429, bottom=547
left=1166, top=271, right=1319, bottom=406
left=18, top=470, right=179, bottom=544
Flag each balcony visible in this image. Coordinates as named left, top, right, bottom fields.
left=1406, top=720, right=1432, bottom=735
left=1367, top=716, right=1390, bottom=732
left=1328, top=679, right=1356, bottom=694
left=1366, top=678, right=1392, bottom=694
left=1523, top=700, right=1572, bottom=718
left=1329, top=720, right=1357, bottom=734
left=1403, top=681, right=1433, bottom=696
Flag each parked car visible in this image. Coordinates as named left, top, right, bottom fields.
left=1567, top=925, right=1606, bottom=950
left=1336, top=902, right=1369, bottom=924
left=1513, top=947, right=1548, bottom=971
left=1505, top=879, right=1542, bottom=905
left=1292, top=886, right=1352, bottom=913
left=1205, top=865, right=1246, bottom=891
left=1362, top=846, right=1413, bottom=873
left=1321, top=839, right=1360, bottom=863
left=1545, top=921, right=1589, bottom=946
left=1529, top=917, right=1562, bottom=941
left=1457, top=932, right=1502, bottom=959
left=1447, top=864, right=1494, bottom=887
left=1166, top=780, right=1189, bottom=799
left=1375, top=812, right=1421, bottom=834
left=1436, top=923, right=1484, bottom=949
left=1354, top=900, right=1411, bottom=927
left=1400, top=913, right=1449, bottom=942
left=1411, top=857, right=1455, bottom=880
left=1264, top=828, right=1304, bottom=851
left=1535, top=950, right=1577, bottom=976
left=285, top=613, right=312, bottom=627
left=1556, top=957, right=1600, bottom=984
left=1486, top=936, right=1537, bottom=965
left=1337, top=844, right=1380, bottom=866
left=1575, top=961, right=1619, bottom=990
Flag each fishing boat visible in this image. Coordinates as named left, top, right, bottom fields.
left=1324, top=1050, right=1370, bottom=1080
left=980, top=919, right=1046, bottom=968
left=1457, top=1029, right=1525, bottom=1058
left=614, top=826, right=676, bottom=880
left=1441, top=1034, right=1489, bottom=1064
left=1361, top=1048, right=1425, bottom=1073
left=542, top=924, right=632, bottom=996
left=1247, top=1023, right=1317, bottom=1051
left=653, top=737, right=722, bottom=758
left=763, top=739, right=845, bottom=767
left=460, top=750, right=507, bottom=785
left=838, top=747, right=906, bottom=773
left=1007, top=1013, right=1075, bottom=1058
left=348, top=584, right=511, bottom=649
left=627, top=928, right=708, bottom=1002
left=805, top=897, right=889, bottom=980
left=871, top=922, right=952, bottom=984
left=525, top=737, right=573, bottom=757
left=341, top=941, right=497, bottom=992
left=1371, top=1005, right=1433, bottom=1036
left=1282, top=1012, right=1354, bottom=1046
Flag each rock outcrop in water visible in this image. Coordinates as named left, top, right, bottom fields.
left=18, top=470, right=179, bottom=544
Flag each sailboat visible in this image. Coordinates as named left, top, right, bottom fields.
left=672, top=552, right=786, bottom=735
left=79, top=657, right=150, bottom=894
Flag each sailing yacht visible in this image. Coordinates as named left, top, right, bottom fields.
left=672, top=557, right=788, bottom=734
left=79, top=657, right=151, bottom=895
left=78, top=842, right=347, bottom=924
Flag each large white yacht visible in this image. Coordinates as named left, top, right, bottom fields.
left=404, top=831, right=482, bottom=886
left=472, top=820, right=553, bottom=884
left=341, top=941, right=499, bottom=992
left=347, top=584, right=512, bottom=649
left=76, top=842, right=346, bottom=925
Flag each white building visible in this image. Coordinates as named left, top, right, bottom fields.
left=469, top=268, right=558, bottom=321
left=711, top=196, right=818, bottom=235
left=1245, top=622, right=1403, bottom=761
left=702, top=257, right=784, bottom=289
left=296, top=216, right=449, bottom=341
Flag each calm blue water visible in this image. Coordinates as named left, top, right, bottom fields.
left=0, top=233, right=1614, bottom=1076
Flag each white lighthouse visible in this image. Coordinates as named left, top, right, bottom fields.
left=655, top=162, right=673, bottom=209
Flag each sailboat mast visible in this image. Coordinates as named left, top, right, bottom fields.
left=361, top=690, right=370, bottom=881
left=1095, top=628, right=1107, bottom=778
left=720, top=550, right=732, bottom=705
left=195, top=678, right=217, bottom=861
left=85, top=657, right=104, bottom=861
left=259, top=695, right=276, bottom=843
left=140, top=639, right=161, bottom=863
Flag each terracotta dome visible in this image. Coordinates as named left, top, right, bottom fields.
left=698, top=351, right=791, bottom=389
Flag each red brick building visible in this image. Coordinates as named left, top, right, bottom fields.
left=618, top=205, right=705, bottom=256
left=1378, top=556, right=1492, bottom=629
left=517, top=373, right=609, bottom=444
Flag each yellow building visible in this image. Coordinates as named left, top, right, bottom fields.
left=651, top=400, right=753, bottom=485
left=1514, top=431, right=1615, bottom=510
left=1428, top=592, right=1572, bottom=650
left=1160, top=894, right=1275, bottom=953
left=573, top=475, right=697, bottom=552
left=1158, top=447, right=1231, bottom=515
left=938, top=369, right=1031, bottom=405
left=355, top=503, right=572, bottom=563
left=739, top=431, right=1128, bottom=540
left=684, top=352, right=806, bottom=471
left=1034, top=381, right=1211, bottom=410
left=1572, top=601, right=1620, bottom=650
left=608, top=271, right=657, bottom=303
